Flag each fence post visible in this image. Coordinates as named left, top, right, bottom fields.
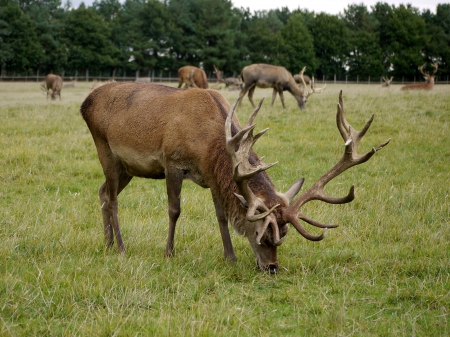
left=368, top=76, right=370, bottom=84
left=86, top=69, right=89, bottom=82
left=346, top=75, right=347, bottom=84
left=357, top=75, right=359, bottom=84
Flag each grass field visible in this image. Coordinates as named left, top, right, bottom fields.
left=0, top=80, right=449, bottom=336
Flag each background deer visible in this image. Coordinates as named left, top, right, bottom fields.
left=177, top=66, right=208, bottom=89
left=381, top=76, right=393, bottom=88
left=80, top=83, right=389, bottom=273
left=238, top=64, right=325, bottom=110
left=401, top=63, right=438, bottom=91
left=63, top=77, right=76, bottom=88
left=41, top=74, right=63, bottom=100
left=293, top=73, right=311, bottom=85
left=213, top=65, right=243, bottom=90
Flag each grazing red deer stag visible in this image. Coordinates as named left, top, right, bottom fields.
left=381, top=76, right=393, bottom=88
left=178, top=66, right=208, bottom=89
left=41, top=74, right=63, bottom=100
left=80, top=82, right=390, bottom=273
left=401, top=63, right=438, bottom=91
left=239, top=64, right=325, bottom=110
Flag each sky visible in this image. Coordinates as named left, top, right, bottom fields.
left=230, top=0, right=440, bottom=15
left=70, top=0, right=441, bottom=14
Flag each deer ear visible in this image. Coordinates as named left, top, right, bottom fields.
left=234, top=193, right=248, bottom=208
left=283, top=178, right=305, bottom=203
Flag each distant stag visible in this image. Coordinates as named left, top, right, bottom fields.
left=381, top=76, right=393, bottom=88
left=178, top=66, right=208, bottom=89
left=401, top=63, right=438, bottom=91
left=239, top=64, right=325, bottom=110
left=213, top=65, right=243, bottom=90
left=80, top=82, right=389, bottom=273
left=41, top=74, right=63, bottom=100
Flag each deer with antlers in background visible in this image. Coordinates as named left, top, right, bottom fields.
left=401, top=63, right=438, bottom=91
left=80, top=82, right=389, bottom=274
left=239, top=64, right=325, bottom=111
left=381, top=76, right=393, bottom=88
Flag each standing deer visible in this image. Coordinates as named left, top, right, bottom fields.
left=178, top=66, right=208, bottom=89
left=239, top=64, right=325, bottom=110
left=381, top=76, right=393, bottom=88
left=80, top=82, right=390, bottom=273
left=401, top=63, right=438, bottom=91
left=41, top=74, right=63, bottom=100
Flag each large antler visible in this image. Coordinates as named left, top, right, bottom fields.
left=283, top=91, right=390, bottom=241
left=299, top=67, right=326, bottom=98
left=225, top=98, right=284, bottom=245
left=419, top=63, right=438, bottom=77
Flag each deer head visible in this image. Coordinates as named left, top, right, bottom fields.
left=226, top=92, right=390, bottom=273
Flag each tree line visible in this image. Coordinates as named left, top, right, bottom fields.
left=1, top=0, right=449, bottom=81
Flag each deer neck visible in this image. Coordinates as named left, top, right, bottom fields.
left=209, top=145, right=282, bottom=233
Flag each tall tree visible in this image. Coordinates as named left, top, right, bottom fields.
left=19, top=0, right=68, bottom=74
left=343, top=4, right=383, bottom=79
left=0, top=1, right=42, bottom=74
left=62, top=4, right=118, bottom=75
left=307, top=12, right=350, bottom=79
left=373, top=3, right=428, bottom=79
left=168, top=0, right=240, bottom=74
left=422, top=4, right=450, bottom=78
left=278, top=13, right=316, bottom=74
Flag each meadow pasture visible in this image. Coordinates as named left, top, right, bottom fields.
left=0, top=81, right=449, bottom=336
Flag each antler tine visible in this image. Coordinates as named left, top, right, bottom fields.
left=418, top=65, right=429, bottom=77
left=283, top=91, right=391, bottom=241
left=225, top=98, right=280, bottom=226
left=431, top=62, right=438, bottom=75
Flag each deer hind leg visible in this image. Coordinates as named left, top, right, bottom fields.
left=247, top=84, right=257, bottom=108
left=238, top=82, right=256, bottom=107
left=97, top=145, right=132, bottom=253
left=271, top=88, right=278, bottom=107
left=164, top=168, right=183, bottom=257
left=212, top=194, right=236, bottom=261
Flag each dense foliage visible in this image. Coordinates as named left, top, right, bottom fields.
left=0, top=0, right=449, bottom=80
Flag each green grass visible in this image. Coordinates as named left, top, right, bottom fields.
left=0, top=81, right=449, bottom=336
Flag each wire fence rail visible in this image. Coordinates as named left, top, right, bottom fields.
left=1, top=74, right=449, bottom=85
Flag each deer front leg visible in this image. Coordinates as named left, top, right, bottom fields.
left=212, top=194, right=237, bottom=261
left=165, top=168, right=183, bottom=257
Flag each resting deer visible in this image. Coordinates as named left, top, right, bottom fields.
left=381, top=76, right=393, bottom=88
left=41, top=74, right=63, bottom=100
left=401, top=63, right=438, bottom=91
left=239, top=64, right=325, bottom=110
left=178, top=66, right=208, bottom=89
left=63, top=77, right=76, bottom=88
left=213, top=65, right=243, bottom=90
left=80, top=83, right=390, bottom=273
